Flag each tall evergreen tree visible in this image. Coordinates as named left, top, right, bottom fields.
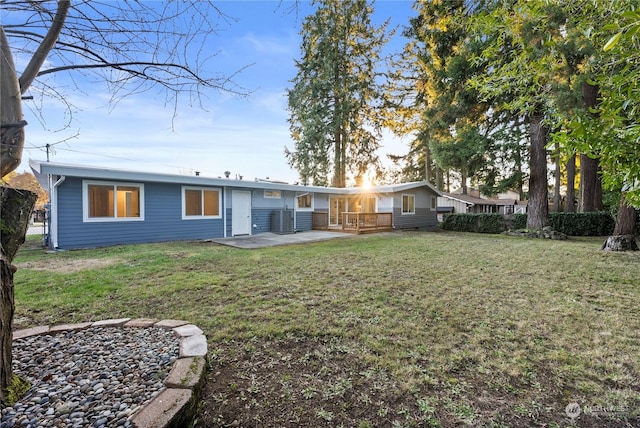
left=597, top=5, right=640, bottom=250
left=389, top=1, right=528, bottom=195
left=467, top=1, right=570, bottom=229
left=286, top=0, right=390, bottom=187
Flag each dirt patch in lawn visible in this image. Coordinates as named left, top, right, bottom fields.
left=196, top=336, right=435, bottom=427
left=16, top=258, right=120, bottom=273
left=195, top=336, right=639, bottom=428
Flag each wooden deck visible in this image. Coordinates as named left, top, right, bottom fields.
left=312, top=212, right=392, bottom=234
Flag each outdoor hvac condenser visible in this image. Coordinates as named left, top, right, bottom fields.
left=271, top=209, right=295, bottom=234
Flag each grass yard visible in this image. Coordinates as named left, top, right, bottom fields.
left=13, top=231, right=640, bottom=427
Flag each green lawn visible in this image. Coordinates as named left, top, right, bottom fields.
left=13, top=231, right=640, bottom=427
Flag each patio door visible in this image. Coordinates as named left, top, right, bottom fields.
left=329, top=197, right=346, bottom=226
left=232, top=190, right=252, bottom=236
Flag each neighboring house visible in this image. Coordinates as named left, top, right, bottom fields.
left=30, top=160, right=441, bottom=249
left=437, top=192, right=527, bottom=221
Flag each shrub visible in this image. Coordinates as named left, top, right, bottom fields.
left=548, top=212, right=615, bottom=236
left=440, top=212, right=617, bottom=236
left=440, top=213, right=505, bottom=234
left=512, top=213, right=527, bottom=229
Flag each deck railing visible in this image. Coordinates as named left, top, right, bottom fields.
left=341, top=212, right=393, bottom=234
left=312, top=211, right=393, bottom=234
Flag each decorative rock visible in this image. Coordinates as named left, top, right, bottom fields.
left=91, top=318, right=131, bottom=327
left=173, top=324, right=203, bottom=337
left=124, top=318, right=158, bottom=328
left=129, top=388, right=192, bottom=428
left=601, top=234, right=639, bottom=251
left=50, top=322, right=93, bottom=333
left=165, top=357, right=206, bottom=389
left=3, top=319, right=206, bottom=428
left=12, top=326, right=50, bottom=340
left=179, top=334, right=207, bottom=358
left=154, top=319, right=189, bottom=329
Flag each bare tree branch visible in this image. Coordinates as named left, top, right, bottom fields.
left=18, top=0, right=70, bottom=94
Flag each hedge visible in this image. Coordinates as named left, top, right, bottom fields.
left=440, top=212, right=619, bottom=236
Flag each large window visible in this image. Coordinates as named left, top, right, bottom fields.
left=360, top=197, right=376, bottom=213
left=183, top=187, right=221, bottom=219
left=83, top=181, right=144, bottom=222
left=296, top=193, right=313, bottom=210
left=402, top=194, right=415, bottom=215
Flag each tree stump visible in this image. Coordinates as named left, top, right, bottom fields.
left=601, top=235, right=639, bottom=252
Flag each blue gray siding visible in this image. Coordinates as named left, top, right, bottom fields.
left=252, top=208, right=272, bottom=234
left=393, top=208, right=437, bottom=230
left=391, top=189, right=438, bottom=230
left=56, top=177, right=223, bottom=249
left=295, top=211, right=313, bottom=231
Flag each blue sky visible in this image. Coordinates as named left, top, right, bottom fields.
left=20, top=1, right=416, bottom=184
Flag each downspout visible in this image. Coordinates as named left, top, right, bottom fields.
left=293, top=197, right=297, bottom=232
left=223, top=186, right=227, bottom=238
left=49, top=174, right=65, bottom=249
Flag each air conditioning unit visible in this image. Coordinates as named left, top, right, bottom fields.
left=271, top=209, right=295, bottom=234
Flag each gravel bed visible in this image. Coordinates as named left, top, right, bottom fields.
left=1, top=326, right=180, bottom=428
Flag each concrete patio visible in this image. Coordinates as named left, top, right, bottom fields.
left=205, top=230, right=356, bottom=249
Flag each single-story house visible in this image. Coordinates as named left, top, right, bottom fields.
left=437, top=192, right=527, bottom=221
left=30, top=160, right=442, bottom=249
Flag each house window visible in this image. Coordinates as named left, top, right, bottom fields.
left=430, top=196, right=437, bottom=211
left=83, top=181, right=144, bottom=222
left=264, top=190, right=281, bottom=199
left=296, top=193, right=313, bottom=210
left=402, top=194, right=415, bottom=215
left=183, top=187, right=221, bottom=219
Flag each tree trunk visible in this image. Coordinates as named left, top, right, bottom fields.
left=435, top=165, right=443, bottom=191
left=526, top=112, right=549, bottom=229
left=594, top=164, right=604, bottom=211
left=1, top=28, right=26, bottom=177
left=565, top=154, right=576, bottom=213
left=424, top=144, right=431, bottom=184
left=446, top=169, right=451, bottom=193
left=332, top=121, right=345, bottom=188
left=553, top=142, right=561, bottom=212
left=514, top=140, right=524, bottom=199
left=602, top=196, right=638, bottom=251
left=461, top=169, right=468, bottom=195
left=0, top=187, right=38, bottom=403
left=579, top=154, right=599, bottom=212
left=579, top=82, right=603, bottom=212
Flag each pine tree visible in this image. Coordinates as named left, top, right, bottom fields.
left=286, top=0, right=390, bottom=187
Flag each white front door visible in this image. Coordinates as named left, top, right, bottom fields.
left=232, top=190, right=252, bottom=236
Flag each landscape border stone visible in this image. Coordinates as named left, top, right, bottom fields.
left=12, top=317, right=208, bottom=428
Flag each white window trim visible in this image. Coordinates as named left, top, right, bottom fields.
left=264, top=189, right=281, bottom=199
left=182, top=186, right=222, bottom=220
left=83, top=180, right=145, bottom=223
left=401, top=193, right=416, bottom=215
left=295, top=193, right=314, bottom=211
